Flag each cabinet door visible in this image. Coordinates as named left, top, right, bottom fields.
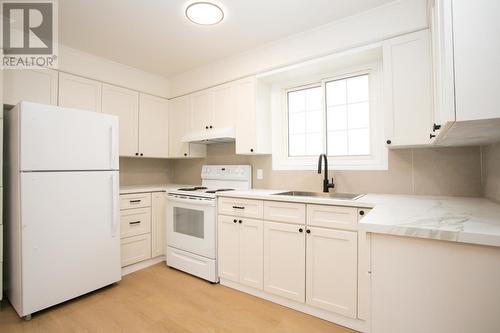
left=383, top=29, right=433, bottom=146
left=168, top=96, right=191, bottom=158
left=102, top=84, right=139, bottom=157
left=263, top=221, right=305, bottom=302
left=306, top=227, right=357, bottom=318
left=151, top=192, right=166, bottom=258
left=453, top=0, right=500, bottom=121
left=3, top=69, right=58, bottom=106
left=239, top=218, right=263, bottom=290
left=218, top=215, right=240, bottom=282
left=190, top=90, right=213, bottom=131
left=213, top=83, right=237, bottom=129
left=139, top=94, right=169, bottom=158
left=58, top=72, right=102, bottom=112
left=235, top=78, right=257, bottom=154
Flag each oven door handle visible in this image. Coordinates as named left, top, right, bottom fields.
left=167, top=195, right=216, bottom=207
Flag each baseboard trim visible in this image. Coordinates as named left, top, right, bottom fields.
left=220, top=278, right=369, bottom=333
left=121, top=256, right=165, bottom=276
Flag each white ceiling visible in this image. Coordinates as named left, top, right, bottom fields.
left=59, top=0, right=395, bottom=78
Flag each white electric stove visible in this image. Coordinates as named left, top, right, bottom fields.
left=166, top=165, right=252, bottom=282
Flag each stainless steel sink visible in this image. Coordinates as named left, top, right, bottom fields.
left=273, top=191, right=364, bottom=200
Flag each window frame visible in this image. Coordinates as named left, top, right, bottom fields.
left=272, top=63, right=387, bottom=171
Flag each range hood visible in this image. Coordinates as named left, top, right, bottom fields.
left=182, top=127, right=236, bottom=144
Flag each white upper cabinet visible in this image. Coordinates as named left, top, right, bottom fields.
left=169, top=95, right=206, bottom=158
left=452, top=0, right=500, bottom=121
left=3, top=69, right=58, bottom=106
left=138, top=94, right=169, bottom=158
left=102, top=84, right=139, bottom=157
left=235, top=77, right=271, bottom=155
left=58, top=73, right=102, bottom=113
left=212, top=82, right=237, bottom=129
left=190, top=89, right=214, bottom=132
left=169, top=96, right=191, bottom=158
left=431, top=0, right=500, bottom=146
left=383, top=29, right=434, bottom=147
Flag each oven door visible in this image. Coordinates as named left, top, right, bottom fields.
left=167, top=194, right=216, bottom=259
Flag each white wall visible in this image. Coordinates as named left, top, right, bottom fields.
left=169, top=0, right=428, bottom=97
left=58, top=45, right=170, bottom=98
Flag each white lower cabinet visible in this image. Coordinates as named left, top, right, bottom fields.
left=306, top=227, right=358, bottom=318
left=263, top=221, right=305, bottom=302
left=218, top=215, right=263, bottom=289
left=218, top=198, right=364, bottom=327
left=151, top=192, right=167, bottom=257
left=218, top=215, right=240, bottom=281
left=121, top=234, right=151, bottom=267
left=120, top=191, right=166, bottom=268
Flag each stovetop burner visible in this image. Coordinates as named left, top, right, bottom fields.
left=205, top=188, right=235, bottom=194
left=177, top=186, right=208, bottom=191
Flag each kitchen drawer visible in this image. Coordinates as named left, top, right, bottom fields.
left=307, top=204, right=358, bottom=230
left=120, top=207, right=151, bottom=238
left=218, top=197, right=263, bottom=219
left=120, top=193, right=151, bottom=210
left=121, top=234, right=151, bottom=267
left=264, top=201, right=306, bottom=225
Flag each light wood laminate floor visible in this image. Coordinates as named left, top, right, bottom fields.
left=0, top=263, right=356, bottom=333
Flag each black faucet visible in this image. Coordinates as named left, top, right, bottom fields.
left=318, top=154, right=335, bottom=193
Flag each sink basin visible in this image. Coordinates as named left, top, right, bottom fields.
left=273, top=191, right=364, bottom=200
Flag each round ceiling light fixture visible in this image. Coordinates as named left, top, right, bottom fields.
left=185, top=2, right=224, bottom=25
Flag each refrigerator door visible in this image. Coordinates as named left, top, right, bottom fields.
left=20, top=171, right=120, bottom=316
left=19, top=102, right=119, bottom=171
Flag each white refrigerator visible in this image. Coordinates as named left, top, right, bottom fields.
left=4, top=102, right=121, bottom=319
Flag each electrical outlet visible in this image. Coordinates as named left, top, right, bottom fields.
left=256, top=169, right=264, bottom=180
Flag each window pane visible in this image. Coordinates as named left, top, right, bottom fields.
left=289, top=112, right=306, bottom=134
left=327, top=105, right=347, bottom=130
left=306, top=110, right=322, bottom=133
left=348, top=102, right=369, bottom=129
left=306, top=132, right=323, bottom=155
left=347, top=75, right=369, bottom=103
left=288, top=86, right=323, bottom=157
left=348, top=128, right=370, bottom=155
left=327, top=130, right=348, bottom=156
left=306, top=87, right=322, bottom=110
left=288, top=90, right=305, bottom=113
left=326, top=80, right=346, bottom=106
left=289, top=134, right=306, bottom=156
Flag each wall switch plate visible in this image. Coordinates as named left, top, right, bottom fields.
left=256, top=169, right=264, bottom=180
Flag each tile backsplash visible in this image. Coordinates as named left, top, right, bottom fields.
left=482, top=142, right=500, bottom=203
left=171, top=143, right=483, bottom=197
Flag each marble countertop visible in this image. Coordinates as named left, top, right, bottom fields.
left=120, top=184, right=500, bottom=247
left=218, top=190, right=500, bottom=247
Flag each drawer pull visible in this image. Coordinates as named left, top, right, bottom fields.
left=232, top=206, right=245, bottom=209
left=130, top=200, right=142, bottom=203
left=129, top=221, right=141, bottom=225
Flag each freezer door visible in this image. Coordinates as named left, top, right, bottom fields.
left=19, top=102, right=119, bottom=171
left=20, top=171, right=121, bottom=316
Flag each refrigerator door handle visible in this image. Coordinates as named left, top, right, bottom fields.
left=110, top=173, right=118, bottom=238
left=109, top=125, right=116, bottom=169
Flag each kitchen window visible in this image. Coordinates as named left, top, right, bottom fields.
left=273, top=66, right=387, bottom=170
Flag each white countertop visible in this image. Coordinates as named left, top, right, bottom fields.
left=119, top=184, right=187, bottom=194
left=218, top=190, right=500, bottom=248
left=120, top=184, right=500, bottom=247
